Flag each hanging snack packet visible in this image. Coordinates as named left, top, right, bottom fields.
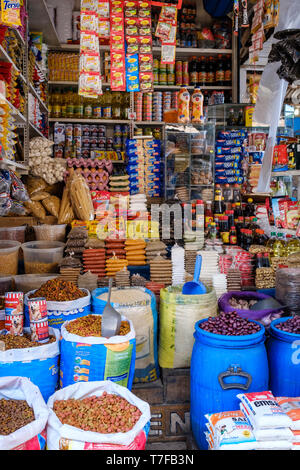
left=205, top=410, right=257, bottom=450
left=237, top=391, right=293, bottom=429
left=276, top=397, right=300, bottom=430
left=0, top=0, right=21, bottom=28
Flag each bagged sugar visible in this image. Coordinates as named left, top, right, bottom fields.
left=240, top=404, right=293, bottom=442
left=276, top=397, right=300, bottom=430
left=237, top=391, right=292, bottom=429
left=205, top=410, right=257, bottom=450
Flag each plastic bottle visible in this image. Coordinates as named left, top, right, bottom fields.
left=207, top=57, right=215, bottom=85
left=191, top=87, right=204, bottom=124
left=272, top=233, right=285, bottom=258
left=177, top=86, right=190, bottom=123
left=266, top=232, right=276, bottom=253
left=225, top=55, right=232, bottom=85
left=66, top=88, right=75, bottom=119
left=215, top=54, right=225, bottom=86
left=209, top=222, right=217, bottom=241
left=205, top=201, right=213, bottom=228
left=232, top=184, right=241, bottom=203
left=52, top=89, right=61, bottom=118
left=223, top=184, right=232, bottom=203
left=213, top=185, right=224, bottom=216
left=229, top=226, right=237, bottom=245
left=198, top=56, right=207, bottom=86
left=286, top=235, right=300, bottom=256
left=189, top=56, right=198, bottom=86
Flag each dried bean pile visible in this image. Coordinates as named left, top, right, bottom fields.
left=199, top=312, right=261, bottom=336
left=229, top=297, right=257, bottom=310
left=29, top=278, right=86, bottom=302
left=0, top=399, right=35, bottom=435
left=0, top=333, right=56, bottom=350
left=66, top=315, right=130, bottom=337
left=53, top=392, right=141, bottom=433
left=275, top=316, right=300, bottom=334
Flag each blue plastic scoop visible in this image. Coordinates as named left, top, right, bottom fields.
left=182, top=254, right=207, bottom=295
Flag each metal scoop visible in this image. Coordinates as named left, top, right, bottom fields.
left=249, top=297, right=286, bottom=311
left=101, top=278, right=122, bottom=338
left=182, top=254, right=207, bottom=295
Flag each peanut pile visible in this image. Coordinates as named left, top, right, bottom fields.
left=0, top=333, right=56, bottom=350
left=29, top=278, right=86, bottom=302
left=66, top=315, right=130, bottom=337
left=53, top=393, right=141, bottom=433
left=0, top=399, right=35, bottom=435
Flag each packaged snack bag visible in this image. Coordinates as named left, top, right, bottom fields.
left=1, top=0, right=21, bottom=28
left=276, top=397, right=300, bottom=430
left=237, top=391, right=293, bottom=429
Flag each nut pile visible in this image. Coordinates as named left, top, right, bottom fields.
left=29, top=278, right=86, bottom=302
left=199, top=312, right=261, bottom=336
left=275, top=316, right=300, bottom=334
left=229, top=297, right=258, bottom=310
left=0, top=333, right=56, bottom=350
left=255, top=267, right=276, bottom=289
left=0, top=399, right=35, bottom=435
left=53, top=392, right=141, bottom=433
left=66, top=315, right=130, bottom=337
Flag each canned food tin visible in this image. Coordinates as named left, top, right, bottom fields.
left=28, top=297, right=48, bottom=322
left=5, top=313, right=23, bottom=336
left=5, top=292, right=23, bottom=316
left=30, top=318, right=49, bottom=344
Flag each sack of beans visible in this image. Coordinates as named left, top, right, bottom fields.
left=218, top=291, right=283, bottom=326
left=47, top=380, right=151, bottom=450
left=24, top=279, right=91, bottom=329
left=0, top=328, right=60, bottom=402
left=60, top=315, right=136, bottom=390
left=92, top=287, right=159, bottom=383
left=0, top=376, right=49, bottom=450
left=159, top=285, right=218, bottom=368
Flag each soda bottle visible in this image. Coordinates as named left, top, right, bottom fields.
left=205, top=201, right=214, bottom=228
left=198, top=56, right=207, bottom=86
left=177, top=86, right=190, bottom=123
left=189, top=56, right=198, bottom=86
left=207, top=57, right=215, bottom=85
left=263, top=252, right=270, bottom=267
left=215, top=54, right=225, bottom=86
left=225, top=55, right=232, bottom=85
left=229, top=226, right=237, bottom=245
left=191, top=87, right=204, bottom=124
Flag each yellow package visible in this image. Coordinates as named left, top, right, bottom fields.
left=1, top=0, right=22, bottom=28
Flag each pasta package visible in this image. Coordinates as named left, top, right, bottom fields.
left=42, top=196, right=61, bottom=218
left=0, top=0, right=21, bottom=28
left=70, top=172, right=94, bottom=221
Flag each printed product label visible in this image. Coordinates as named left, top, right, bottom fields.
left=104, top=342, right=133, bottom=387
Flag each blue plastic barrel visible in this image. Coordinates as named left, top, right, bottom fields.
left=267, top=317, right=300, bottom=397
left=190, top=318, right=269, bottom=449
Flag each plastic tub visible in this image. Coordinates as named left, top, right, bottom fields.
left=13, top=274, right=59, bottom=294
left=0, top=241, right=21, bottom=275
left=33, top=224, right=66, bottom=242
left=22, top=241, right=65, bottom=274
left=0, top=226, right=26, bottom=243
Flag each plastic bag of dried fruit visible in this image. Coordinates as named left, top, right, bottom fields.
left=47, top=380, right=151, bottom=450
left=0, top=376, right=48, bottom=450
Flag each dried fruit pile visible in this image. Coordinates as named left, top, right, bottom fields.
left=0, top=399, right=35, bottom=435
left=199, top=312, right=261, bottom=336
left=53, top=392, right=141, bottom=433
left=29, top=278, right=86, bottom=302
left=66, top=315, right=130, bottom=337
left=275, top=316, right=300, bottom=334
left=0, top=333, right=56, bottom=350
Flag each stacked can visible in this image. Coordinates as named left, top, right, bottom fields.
left=171, top=91, right=178, bottom=110
left=176, top=61, right=183, bottom=86
left=163, top=92, right=172, bottom=112
left=28, top=298, right=49, bottom=344
left=153, top=58, right=159, bottom=85
left=167, top=64, right=175, bottom=85
left=159, top=63, right=167, bottom=85
left=4, top=292, right=24, bottom=336
left=153, top=92, right=163, bottom=121
left=183, top=61, right=189, bottom=86
left=134, top=92, right=143, bottom=121
left=143, top=93, right=153, bottom=122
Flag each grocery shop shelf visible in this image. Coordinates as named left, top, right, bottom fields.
left=0, top=158, right=28, bottom=173
left=0, top=45, right=22, bottom=74
left=13, top=28, right=26, bottom=46
left=0, top=94, right=26, bottom=124
left=29, top=122, right=45, bottom=138
left=29, top=83, right=48, bottom=113
left=28, top=0, right=60, bottom=47
left=49, top=118, right=164, bottom=125
left=272, top=170, right=300, bottom=177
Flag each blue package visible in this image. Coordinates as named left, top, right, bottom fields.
left=216, top=146, right=243, bottom=155
left=215, top=153, right=242, bottom=163
left=216, top=139, right=244, bottom=146
left=217, top=130, right=247, bottom=140
left=126, top=54, right=140, bottom=92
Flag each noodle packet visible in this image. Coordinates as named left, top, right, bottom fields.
left=237, top=391, right=293, bottom=429
left=205, top=410, right=257, bottom=450
left=0, top=0, right=21, bottom=28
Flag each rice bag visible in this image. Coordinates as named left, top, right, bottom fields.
left=240, top=404, right=293, bottom=441
left=237, top=391, right=293, bottom=429
left=276, top=397, right=300, bottom=430
left=205, top=410, right=257, bottom=450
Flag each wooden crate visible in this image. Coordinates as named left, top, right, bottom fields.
left=149, top=404, right=191, bottom=442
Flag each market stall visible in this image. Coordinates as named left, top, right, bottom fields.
left=0, top=0, right=299, bottom=453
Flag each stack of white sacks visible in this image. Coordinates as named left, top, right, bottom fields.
left=205, top=391, right=299, bottom=450
left=171, top=244, right=185, bottom=286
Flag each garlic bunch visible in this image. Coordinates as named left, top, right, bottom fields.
left=29, top=137, right=66, bottom=185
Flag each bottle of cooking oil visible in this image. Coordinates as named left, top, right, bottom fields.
left=266, top=232, right=276, bottom=256
left=272, top=233, right=285, bottom=258
left=52, top=89, right=61, bottom=118
left=61, top=89, right=67, bottom=118
left=66, top=88, right=75, bottom=118
left=286, top=235, right=300, bottom=256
